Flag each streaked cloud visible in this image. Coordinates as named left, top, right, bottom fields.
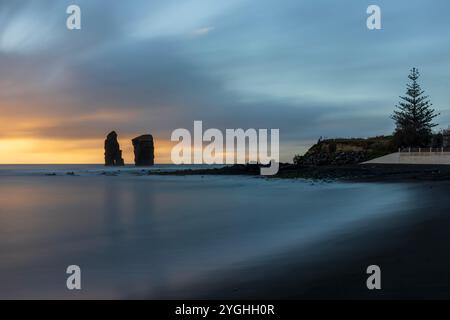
left=1, top=0, right=450, bottom=163
left=191, top=26, right=214, bottom=36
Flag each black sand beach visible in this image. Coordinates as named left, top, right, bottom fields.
left=146, top=164, right=450, bottom=299
left=154, top=180, right=450, bottom=299
left=142, top=164, right=450, bottom=298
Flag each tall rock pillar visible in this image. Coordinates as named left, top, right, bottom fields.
left=104, top=131, right=125, bottom=166
left=132, top=134, right=155, bottom=166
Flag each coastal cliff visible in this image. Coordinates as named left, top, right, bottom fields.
left=293, top=136, right=396, bottom=166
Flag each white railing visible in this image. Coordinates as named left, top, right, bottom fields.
left=399, top=147, right=450, bottom=153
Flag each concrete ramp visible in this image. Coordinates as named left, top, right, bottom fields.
left=364, top=152, right=450, bottom=165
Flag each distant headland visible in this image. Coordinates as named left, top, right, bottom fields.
left=146, top=67, right=450, bottom=182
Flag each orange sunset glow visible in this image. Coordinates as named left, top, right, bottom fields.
left=0, top=136, right=175, bottom=164
left=0, top=100, right=176, bottom=163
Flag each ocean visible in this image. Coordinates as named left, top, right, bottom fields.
left=0, top=165, right=431, bottom=298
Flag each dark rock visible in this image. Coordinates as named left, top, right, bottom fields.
left=132, top=134, right=155, bottom=166
left=443, top=129, right=450, bottom=148
left=293, top=137, right=396, bottom=166
left=294, top=150, right=368, bottom=166
left=104, top=131, right=125, bottom=166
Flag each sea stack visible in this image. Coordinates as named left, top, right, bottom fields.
left=104, top=131, right=125, bottom=166
left=132, top=134, right=155, bottom=166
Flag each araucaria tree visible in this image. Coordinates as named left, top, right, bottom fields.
left=391, top=68, right=439, bottom=148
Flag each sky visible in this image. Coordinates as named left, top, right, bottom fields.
left=1, top=0, right=450, bottom=164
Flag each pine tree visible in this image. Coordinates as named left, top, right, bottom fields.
left=391, top=68, right=439, bottom=147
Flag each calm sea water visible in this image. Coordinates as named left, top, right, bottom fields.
left=0, top=165, right=419, bottom=299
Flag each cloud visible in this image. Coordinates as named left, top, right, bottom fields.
left=191, top=27, right=215, bottom=36
left=1, top=0, right=450, bottom=163
left=0, top=1, right=61, bottom=54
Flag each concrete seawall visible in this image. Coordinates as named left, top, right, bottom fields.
left=364, top=152, right=450, bottom=165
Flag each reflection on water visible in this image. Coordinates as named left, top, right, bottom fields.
left=0, top=173, right=418, bottom=299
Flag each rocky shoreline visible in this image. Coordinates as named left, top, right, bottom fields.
left=148, top=163, right=450, bottom=182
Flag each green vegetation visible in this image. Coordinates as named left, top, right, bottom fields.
left=293, top=136, right=396, bottom=166
left=293, top=68, right=443, bottom=165
left=391, top=68, right=439, bottom=148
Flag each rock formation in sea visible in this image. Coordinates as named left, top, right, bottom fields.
left=132, top=134, right=155, bottom=166
left=104, top=131, right=125, bottom=166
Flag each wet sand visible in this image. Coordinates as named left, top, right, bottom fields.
left=164, top=180, right=450, bottom=299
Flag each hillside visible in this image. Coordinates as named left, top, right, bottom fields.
left=294, top=136, right=396, bottom=165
